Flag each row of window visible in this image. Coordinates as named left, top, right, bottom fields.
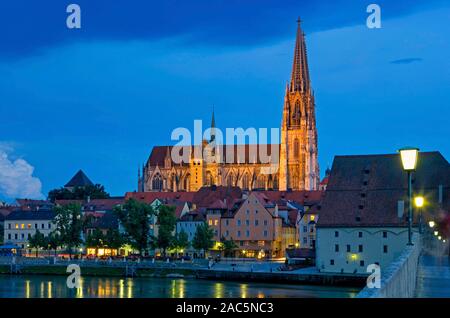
left=334, top=244, right=389, bottom=253
left=329, top=259, right=367, bottom=267
left=334, top=231, right=389, bottom=238
left=209, top=219, right=270, bottom=227
left=7, top=223, right=51, bottom=230
left=222, top=230, right=269, bottom=238
left=7, top=233, right=33, bottom=240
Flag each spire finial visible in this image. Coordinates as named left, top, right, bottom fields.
left=290, top=17, right=310, bottom=93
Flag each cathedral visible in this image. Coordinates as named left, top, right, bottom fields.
left=138, top=20, right=319, bottom=192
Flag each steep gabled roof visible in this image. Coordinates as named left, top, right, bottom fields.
left=317, top=151, right=450, bottom=228
left=65, top=170, right=94, bottom=188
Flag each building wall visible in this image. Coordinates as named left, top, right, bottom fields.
left=299, top=214, right=318, bottom=248
left=4, top=219, right=53, bottom=249
left=176, top=221, right=204, bottom=243
left=316, top=227, right=410, bottom=274
left=220, top=193, right=282, bottom=257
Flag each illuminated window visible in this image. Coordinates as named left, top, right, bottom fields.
left=257, top=241, right=265, bottom=247
left=310, top=215, right=315, bottom=221
left=27, top=224, right=31, bottom=229
left=214, top=220, right=218, bottom=226
left=15, top=224, right=19, bottom=229
left=21, top=224, right=25, bottom=229
left=208, top=220, right=213, bottom=226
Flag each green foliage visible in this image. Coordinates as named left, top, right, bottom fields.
left=192, top=222, right=215, bottom=257
left=48, top=184, right=109, bottom=202
left=220, top=236, right=238, bottom=257
left=28, top=230, right=46, bottom=257
left=156, top=205, right=177, bottom=256
left=85, top=228, right=105, bottom=249
left=104, top=229, right=125, bottom=250
left=172, top=230, right=190, bottom=252
left=114, top=199, right=155, bottom=255
left=45, top=232, right=61, bottom=256
left=52, top=203, right=84, bottom=257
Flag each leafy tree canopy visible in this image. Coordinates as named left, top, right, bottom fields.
left=48, top=184, right=109, bottom=202
left=114, top=199, right=155, bottom=255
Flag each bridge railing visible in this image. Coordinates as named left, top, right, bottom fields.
left=357, top=233, right=421, bottom=298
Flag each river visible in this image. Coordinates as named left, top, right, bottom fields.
left=0, top=275, right=359, bottom=298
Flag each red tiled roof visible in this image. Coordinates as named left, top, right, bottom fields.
left=317, top=152, right=450, bottom=228
left=259, top=190, right=323, bottom=205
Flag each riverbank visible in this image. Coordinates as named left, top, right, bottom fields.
left=0, top=263, right=366, bottom=287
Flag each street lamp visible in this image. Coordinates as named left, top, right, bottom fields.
left=429, top=221, right=435, bottom=228
left=399, top=147, right=419, bottom=245
left=414, top=196, right=424, bottom=234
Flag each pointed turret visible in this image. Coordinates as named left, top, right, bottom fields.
left=290, top=18, right=310, bottom=93
left=210, top=106, right=216, bottom=143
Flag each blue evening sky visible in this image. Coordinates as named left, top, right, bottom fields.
left=0, top=0, right=449, bottom=200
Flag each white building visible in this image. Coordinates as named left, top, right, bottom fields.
left=4, top=210, right=55, bottom=250
left=316, top=152, right=450, bottom=274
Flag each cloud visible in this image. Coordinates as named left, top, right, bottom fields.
left=0, top=148, right=44, bottom=200
left=390, top=58, right=423, bottom=64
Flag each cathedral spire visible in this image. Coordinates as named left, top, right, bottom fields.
left=290, top=18, right=310, bottom=93
left=210, top=106, right=216, bottom=143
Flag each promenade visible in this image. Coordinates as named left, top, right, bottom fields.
left=416, top=254, right=450, bottom=298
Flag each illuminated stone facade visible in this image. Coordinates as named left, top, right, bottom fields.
left=139, top=20, right=319, bottom=192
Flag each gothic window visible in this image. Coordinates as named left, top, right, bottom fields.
left=292, top=100, right=301, bottom=125
left=273, top=176, right=279, bottom=190
left=242, top=173, right=249, bottom=190
left=256, top=175, right=265, bottom=190
left=293, top=138, right=299, bottom=159
left=152, top=174, right=163, bottom=191
left=227, top=173, right=234, bottom=186
left=267, top=175, right=273, bottom=189
left=184, top=174, right=190, bottom=191
left=206, top=171, right=213, bottom=186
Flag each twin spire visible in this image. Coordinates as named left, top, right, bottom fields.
left=290, top=18, right=310, bottom=93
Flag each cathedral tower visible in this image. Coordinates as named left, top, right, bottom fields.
left=279, top=19, right=319, bottom=191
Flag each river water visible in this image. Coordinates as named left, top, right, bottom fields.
left=0, top=275, right=359, bottom=298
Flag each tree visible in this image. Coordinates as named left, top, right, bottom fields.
left=156, top=205, right=177, bottom=257
left=53, top=203, right=84, bottom=258
left=192, top=222, right=215, bottom=258
left=220, top=237, right=238, bottom=257
left=45, top=232, right=61, bottom=257
left=85, top=228, right=106, bottom=256
left=28, top=230, right=46, bottom=257
left=172, top=230, right=190, bottom=256
left=48, top=184, right=109, bottom=202
left=104, top=229, right=125, bottom=251
left=114, top=199, right=155, bottom=257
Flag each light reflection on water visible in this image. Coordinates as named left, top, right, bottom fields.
left=0, top=275, right=360, bottom=298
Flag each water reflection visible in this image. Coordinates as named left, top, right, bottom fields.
left=0, top=275, right=359, bottom=298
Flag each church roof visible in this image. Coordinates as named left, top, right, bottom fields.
left=65, top=170, right=94, bottom=188
left=147, top=144, right=280, bottom=167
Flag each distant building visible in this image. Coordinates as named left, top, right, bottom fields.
left=176, top=211, right=206, bottom=257
left=316, top=152, right=450, bottom=274
left=64, top=169, right=94, bottom=191
left=3, top=210, right=55, bottom=250
left=298, top=203, right=319, bottom=249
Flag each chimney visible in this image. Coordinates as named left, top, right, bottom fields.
left=397, top=200, right=404, bottom=218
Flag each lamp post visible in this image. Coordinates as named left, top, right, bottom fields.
left=414, top=196, right=424, bottom=234
left=399, top=147, right=419, bottom=246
